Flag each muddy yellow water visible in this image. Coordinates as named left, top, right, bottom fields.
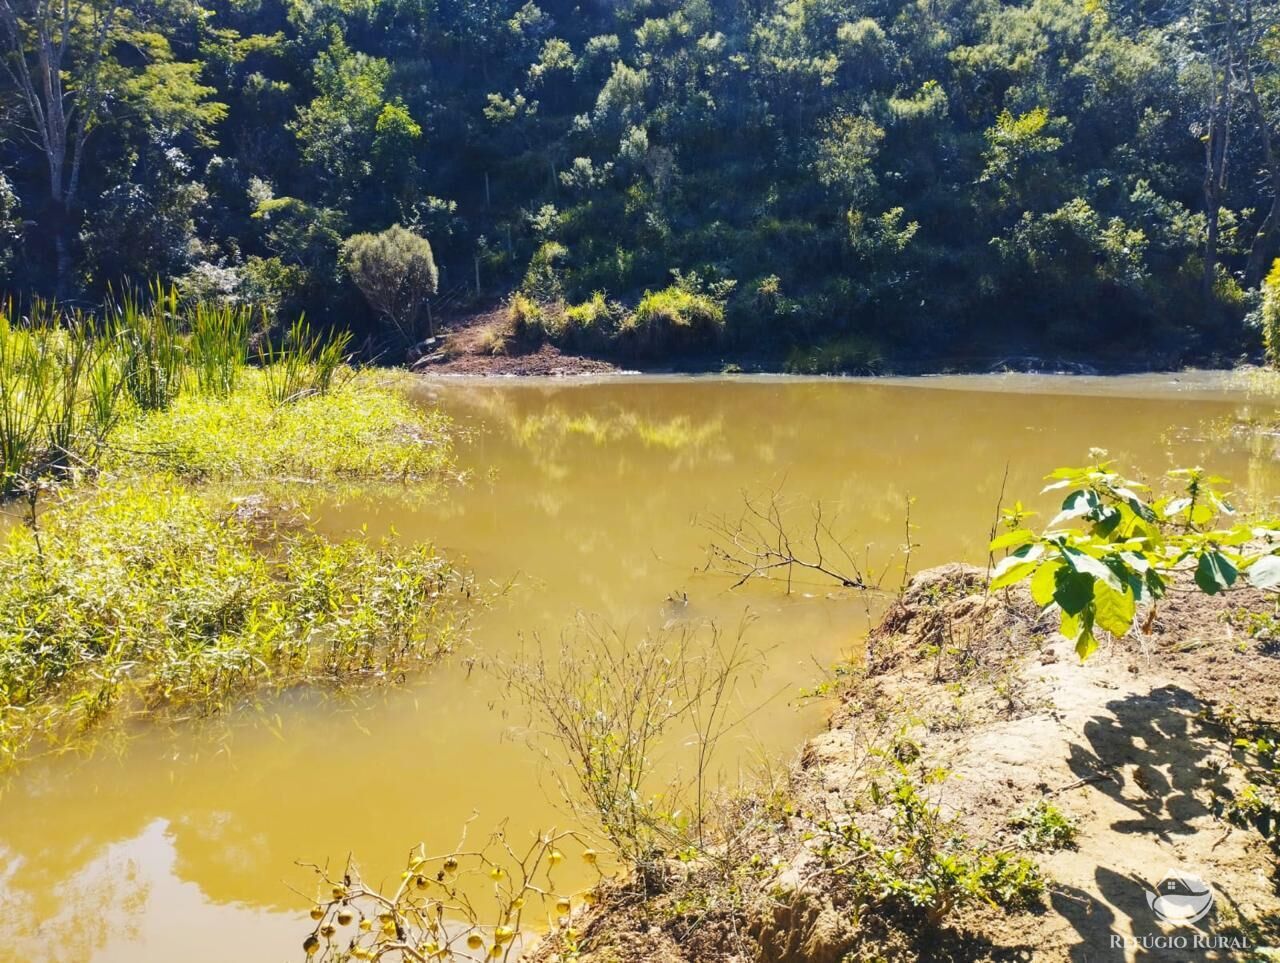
left=3, top=373, right=1279, bottom=962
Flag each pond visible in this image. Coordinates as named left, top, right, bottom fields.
left=2, top=372, right=1277, bottom=962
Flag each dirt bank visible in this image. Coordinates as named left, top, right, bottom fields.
left=531, top=565, right=1280, bottom=962
left=410, top=308, right=619, bottom=376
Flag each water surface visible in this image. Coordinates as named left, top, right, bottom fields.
left=2, top=373, right=1276, bottom=962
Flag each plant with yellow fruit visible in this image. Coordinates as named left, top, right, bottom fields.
left=298, top=823, right=604, bottom=962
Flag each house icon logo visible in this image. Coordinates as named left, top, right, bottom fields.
left=1145, top=870, right=1214, bottom=926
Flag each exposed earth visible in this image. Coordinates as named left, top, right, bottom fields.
left=530, top=565, right=1280, bottom=962
left=410, top=308, right=619, bottom=376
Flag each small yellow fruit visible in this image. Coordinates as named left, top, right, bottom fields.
left=511, top=897, right=525, bottom=910
left=319, top=924, right=336, bottom=938
left=442, top=856, right=459, bottom=873
left=547, top=849, right=564, bottom=865
left=415, top=874, right=429, bottom=890
left=583, top=890, right=599, bottom=906
left=466, top=933, right=485, bottom=950
left=489, top=867, right=504, bottom=881
left=359, top=918, right=372, bottom=932
left=581, top=849, right=598, bottom=864
left=555, top=897, right=571, bottom=915
left=303, top=935, right=320, bottom=956
left=494, top=925, right=515, bottom=944
left=336, top=909, right=354, bottom=926
left=332, top=885, right=346, bottom=899
left=489, top=946, right=503, bottom=959
left=309, top=905, right=324, bottom=921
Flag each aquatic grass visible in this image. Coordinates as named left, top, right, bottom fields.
left=0, top=293, right=467, bottom=767
left=0, top=303, right=126, bottom=495
left=259, top=317, right=353, bottom=406
left=0, top=478, right=469, bottom=767
left=109, top=286, right=187, bottom=412
left=189, top=299, right=254, bottom=397
left=108, top=369, right=453, bottom=483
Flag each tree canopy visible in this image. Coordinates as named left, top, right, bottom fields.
left=0, top=0, right=1278, bottom=364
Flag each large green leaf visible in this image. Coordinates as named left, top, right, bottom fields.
left=1194, top=551, right=1237, bottom=596
left=1061, top=606, right=1098, bottom=660
left=1246, top=554, right=1280, bottom=591
left=1092, top=581, right=1135, bottom=638
left=1062, top=545, right=1122, bottom=590
left=990, top=545, right=1043, bottom=589
left=1053, top=567, right=1094, bottom=616
left=990, top=529, right=1036, bottom=552
left=1029, top=558, right=1062, bottom=607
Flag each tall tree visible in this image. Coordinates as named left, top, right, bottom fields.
left=0, top=0, right=124, bottom=295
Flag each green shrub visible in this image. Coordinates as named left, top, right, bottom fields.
left=1263, top=259, right=1280, bottom=367
left=521, top=240, right=568, bottom=303
left=1010, top=800, right=1079, bottom=851
left=624, top=285, right=725, bottom=354
left=340, top=224, right=439, bottom=343
left=509, top=291, right=550, bottom=341
left=560, top=292, right=622, bottom=351
left=811, top=765, right=1044, bottom=926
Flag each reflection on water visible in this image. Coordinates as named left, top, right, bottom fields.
left=2, top=374, right=1277, bottom=962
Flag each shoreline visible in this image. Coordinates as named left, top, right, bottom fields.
left=528, top=564, right=1280, bottom=962
left=414, top=307, right=1256, bottom=381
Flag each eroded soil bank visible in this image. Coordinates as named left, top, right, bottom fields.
left=531, top=565, right=1280, bottom=962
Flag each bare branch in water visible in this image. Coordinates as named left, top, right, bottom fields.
left=701, top=489, right=876, bottom=593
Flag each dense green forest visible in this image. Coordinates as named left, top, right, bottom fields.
left=1, top=0, right=1279, bottom=364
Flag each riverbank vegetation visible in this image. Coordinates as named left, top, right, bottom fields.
left=3, top=0, right=1280, bottom=368
left=0, top=292, right=464, bottom=767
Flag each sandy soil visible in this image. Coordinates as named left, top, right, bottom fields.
left=530, top=566, right=1280, bottom=962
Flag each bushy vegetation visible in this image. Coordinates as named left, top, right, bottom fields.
left=808, top=763, right=1045, bottom=926
left=991, top=462, right=1280, bottom=659
left=0, top=291, right=463, bottom=767
left=0, top=478, right=466, bottom=765
left=1263, top=259, right=1280, bottom=367
left=2, top=0, right=1279, bottom=364
left=1009, top=799, right=1079, bottom=852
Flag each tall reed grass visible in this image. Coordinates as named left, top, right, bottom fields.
left=0, top=287, right=351, bottom=497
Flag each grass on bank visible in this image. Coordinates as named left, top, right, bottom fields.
left=109, top=368, right=452, bottom=483
left=0, top=290, right=465, bottom=767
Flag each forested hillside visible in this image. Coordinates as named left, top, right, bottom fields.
left=1, top=0, right=1278, bottom=364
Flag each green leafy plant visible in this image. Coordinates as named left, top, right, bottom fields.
left=1009, top=800, right=1078, bottom=851
left=989, top=462, right=1280, bottom=659
left=809, top=761, right=1044, bottom=926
